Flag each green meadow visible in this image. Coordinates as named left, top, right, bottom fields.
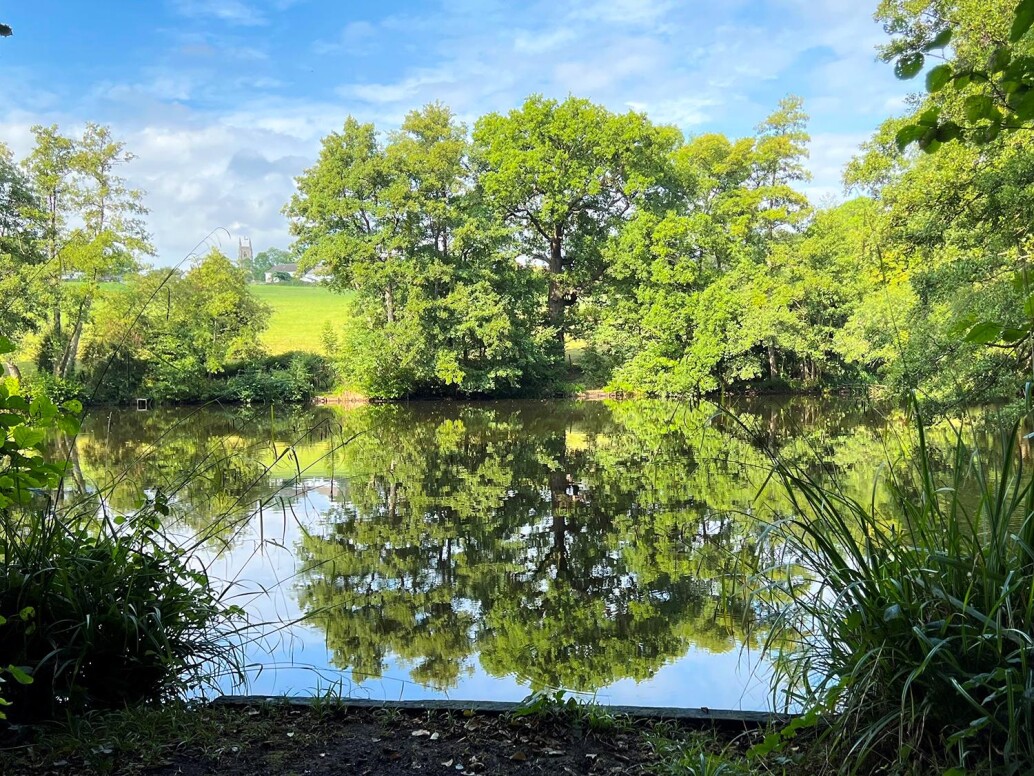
left=247, top=284, right=353, bottom=355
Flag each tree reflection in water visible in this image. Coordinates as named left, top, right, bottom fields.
left=72, top=396, right=955, bottom=698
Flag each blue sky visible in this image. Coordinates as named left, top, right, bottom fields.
left=1, top=0, right=909, bottom=264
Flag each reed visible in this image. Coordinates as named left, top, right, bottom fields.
left=757, top=402, right=1034, bottom=773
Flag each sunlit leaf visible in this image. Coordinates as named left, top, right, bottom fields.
left=926, top=64, right=953, bottom=92
left=965, top=94, right=996, bottom=122
left=965, top=321, right=1004, bottom=344
left=917, top=107, right=941, bottom=127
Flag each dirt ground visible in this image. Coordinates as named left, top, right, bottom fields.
left=2, top=703, right=751, bottom=776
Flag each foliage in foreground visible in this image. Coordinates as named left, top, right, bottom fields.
left=0, top=349, right=244, bottom=721
left=0, top=505, right=245, bottom=720
left=759, top=403, right=1034, bottom=774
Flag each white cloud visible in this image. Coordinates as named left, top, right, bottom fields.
left=4, top=0, right=911, bottom=265
left=313, top=20, right=378, bottom=55
left=567, top=0, right=678, bottom=28
left=170, top=0, right=269, bottom=26
left=804, top=131, right=872, bottom=200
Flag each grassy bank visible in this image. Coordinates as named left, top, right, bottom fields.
left=250, top=284, right=353, bottom=355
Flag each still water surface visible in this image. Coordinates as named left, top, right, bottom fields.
left=68, top=397, right=951, bottom=710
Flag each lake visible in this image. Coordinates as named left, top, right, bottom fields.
left=65, top=396, right=980, bottom=711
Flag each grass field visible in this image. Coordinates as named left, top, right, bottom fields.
left=251, top=284, right=354, bottom=355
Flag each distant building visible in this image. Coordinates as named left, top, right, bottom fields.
left=264, top=262, right=325, bottom=284
left=265, top=263, right=298, bottom=283
left=238, top=237, right=253, bottom=269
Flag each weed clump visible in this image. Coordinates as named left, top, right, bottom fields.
left=0, top=354, right=244, bottom=721
left=760, top=405, right=1034, bottom=773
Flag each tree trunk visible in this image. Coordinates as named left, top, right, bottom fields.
left=58, top=294, right=91, bottom=379
left=547, top=236, right=565, bottom=355
left=384, top=282, right=395, bottom=325
left=3, top=359, right=21, bottom=381
left=767, top=342, right=778, bottom=381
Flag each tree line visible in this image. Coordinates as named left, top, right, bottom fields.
left=4, top=0, right=1034, bottom=408
left=0, top=126, right=334, bottom=404
left=286, top=21, right=1034, bottom=407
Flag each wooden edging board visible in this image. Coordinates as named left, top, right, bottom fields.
left=212, top=695, right=792, bottom=729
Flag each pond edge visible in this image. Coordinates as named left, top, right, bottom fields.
left=212, top=695, right=792, bottom=728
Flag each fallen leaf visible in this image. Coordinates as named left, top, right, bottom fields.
left=441, top=759, right=454, bottom=767
left=510, top=751, right=528, bottom=762
left=411, top=729, right=431, bottom=737
left=430, top=731, right=441, bottom=741
left=544, top=748, right=565, bottom=756
left=286, top=731, right=295, bottom=738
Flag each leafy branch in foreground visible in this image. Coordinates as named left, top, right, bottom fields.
left=890, top=0, right=1034, bottom=152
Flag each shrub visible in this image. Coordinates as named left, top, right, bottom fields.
left=21, top=372, right=87, bottom=406
left=759, top=404, right=1034, bottom=773
left=0, top=502, right=245, bottom=721
left=1, top=340, right=244, bottom=720
left=222, top=352, right=335, bottom=405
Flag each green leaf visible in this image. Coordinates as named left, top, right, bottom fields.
left=922, top=28, right=953, bottom=51
left=916, top=107, right=941, bottom=127
left=0, top=336, right=14, bottom=356
left=6, top=665, right=33, bottom=685
left=936, top=121, right=963, bottom=142
left=895, top=52, right=925, bottom=80
left=12, top=426, right=45, bottom=449
left=926, top=64, right=953, bottom=92
left=972, top=122, right=1002, bottom=144
left=1011, top=0, right=1034, bottom=43
left=4, top=396, right=28, bottom=412
left=930, top=64, right=951, bottom=93
left=966, top=321, right=1004, bottom=344
left=895, top=124, right=927, bottom=151
left=918, top=127, right=942, bottom=153
left=1012, top=270, right=1034, bottom=292
left=990, top=46, right=1013, bottom=73
left=965, top=94, right=996, bottom=122
left=1008, top=86, right=1034, bottom=119
left=0, top=414, right=20, bottom=428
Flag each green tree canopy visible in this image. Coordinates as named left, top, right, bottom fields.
left=472, top=95, right=681, bottom=354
